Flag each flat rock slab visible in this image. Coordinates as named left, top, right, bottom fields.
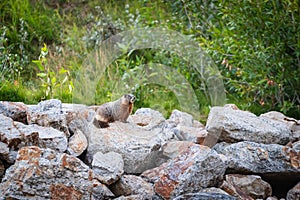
left=129, top=108, right=166, bottom=130
left=0, top=146, right=114, bottom=200
left=260, top=111, right=300, bottom=142
left=214, top=141, right=300, bottom=174
left=206, top=106, right=292, bottom=145
left=27, top=99, right=70, bottom=137
left=92, top=151, right=124, bottom=185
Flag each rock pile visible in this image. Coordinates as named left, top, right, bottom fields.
left=0, top=99, right=299, bottom=199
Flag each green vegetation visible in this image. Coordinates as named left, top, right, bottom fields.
left=0, top=0, right=299, bottom=120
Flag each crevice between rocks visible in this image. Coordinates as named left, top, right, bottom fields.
left=260, top=173, right=300, bottom=198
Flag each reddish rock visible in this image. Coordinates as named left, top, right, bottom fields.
left=50, top=184, right=82, bottom=200
left=221, top=174, right=272, bottom=200
left=110, top=175, right=155, bottom=199
left=0, top=146, right=114, bottom=199
left=153, top=144, right=227, bottom=199
left=141, top=162, right=168, bottom=183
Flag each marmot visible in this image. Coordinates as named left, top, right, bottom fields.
left=94, top=94, right=135, bottom=128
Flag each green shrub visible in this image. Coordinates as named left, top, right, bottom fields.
left=33, top=44, right=73, bottom=100
left=169, top=0, right=300, bottom=118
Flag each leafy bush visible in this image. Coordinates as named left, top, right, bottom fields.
left=33, top=44, right=73, bottom=101
left=169, top=0, right=300, bottom=117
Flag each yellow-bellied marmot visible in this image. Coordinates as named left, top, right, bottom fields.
left=94, top=94, right=135, bottom=128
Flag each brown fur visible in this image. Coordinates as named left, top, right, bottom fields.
left=94, top=94, right=135, bottom=128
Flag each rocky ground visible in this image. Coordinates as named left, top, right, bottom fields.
left=0, top=100, right=299, bottom=200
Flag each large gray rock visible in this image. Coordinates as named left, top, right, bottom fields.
left=27, top=99, right=70, bottom=137
left=214, top=141, right=300, bottom=174
left=206, top=106, right=292, bottom=145
left=14, top=122, right=67, bottom=152
left=83, top=108, right=209, bottom=174
left=173, top=193, right=236, bottom=200
left=92, top=151, right=124, bottom=185
left=0, top=101, right=28, bottom=124
left=129, top=108, right=166, bottom=130
left=152, top=144, right=227, bottom=199
left=110, top=175, right=155, bottom=199
left=287, top=181, right=300, bottom=200
left=0, top=146, right=114, bottom=200
left=0, top=114, right=67, bottom=163
left=86, top=108, right=177, bottom=174
left=220, top=174, right=272, bottom=199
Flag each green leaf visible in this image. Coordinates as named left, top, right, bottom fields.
left=37, top=73, right=47, bottom=78
left=51, top=77, right=57, bottom=84
left=256, top=79, right=267, bottom=85
left=32, top=60, right=44, bottom=71
left=59, top=68, right=68, bottom=74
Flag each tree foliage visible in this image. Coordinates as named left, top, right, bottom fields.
left=0, top=0, right=299, bottom=118
left=170, top=0, right=300, bottom=116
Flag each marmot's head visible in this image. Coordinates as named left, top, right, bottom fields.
left=122, top=94, right=135, bottom=105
